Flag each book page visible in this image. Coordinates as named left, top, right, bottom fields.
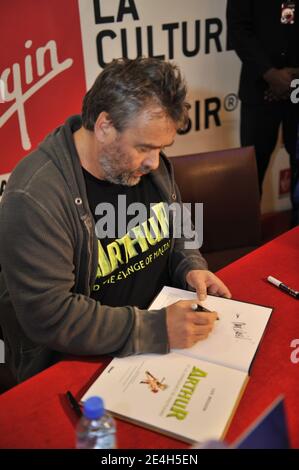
left=82, top=353, right=248, bottom=444
left=150, top=286, right=273, bottom=373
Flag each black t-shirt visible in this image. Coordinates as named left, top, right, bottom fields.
left=82, top=168, right=171, bottom=309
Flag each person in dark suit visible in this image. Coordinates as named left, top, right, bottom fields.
left=227, top=0, right=299, bottom=225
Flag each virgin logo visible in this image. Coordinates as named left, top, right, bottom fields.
left=0, top=39, right=73, bottom=150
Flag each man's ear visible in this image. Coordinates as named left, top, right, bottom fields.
left=94, top=111, right=117, bottom=143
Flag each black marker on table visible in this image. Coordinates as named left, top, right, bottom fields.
left=267, top=276, right=299, bottom=299
left=66, top=390, right=83, bottom=418
left=191, top=303, right=219, bottom=320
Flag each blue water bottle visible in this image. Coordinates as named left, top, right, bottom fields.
left=76, top=396, right=116, bottom=449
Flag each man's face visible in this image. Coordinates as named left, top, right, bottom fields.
left=98, top=108, right=177, bottom=186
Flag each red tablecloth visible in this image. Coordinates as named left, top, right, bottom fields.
left=0, top=227, right=298, bottom=449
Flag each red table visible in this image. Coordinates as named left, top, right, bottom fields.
left=0, top=227, right=298, bottom=449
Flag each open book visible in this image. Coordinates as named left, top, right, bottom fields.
left=150, top=286, right=273, bottom=373
left=82, top=287, right=273, bottom=444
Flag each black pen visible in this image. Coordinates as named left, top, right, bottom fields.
left=267, top=276, right=299, bottom=299
left=66, top=390, right=83, bottom=418
left=191, top=303, right=219, bottom=320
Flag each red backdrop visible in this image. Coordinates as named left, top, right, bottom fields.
left=0, top=0, right=86, bottom=175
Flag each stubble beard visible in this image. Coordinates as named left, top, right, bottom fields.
left=100, top=142, right=150, bottom=186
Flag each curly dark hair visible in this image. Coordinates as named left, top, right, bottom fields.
left=82, top=57, right=190, bottom=132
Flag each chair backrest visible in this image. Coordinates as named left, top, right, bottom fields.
left=171, top=146, right=261, bottom=254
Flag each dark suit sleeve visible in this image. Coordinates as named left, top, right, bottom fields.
left=226, top=0, right=273, bottom=77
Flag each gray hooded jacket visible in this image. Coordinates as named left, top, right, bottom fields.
left=0, top=116, right=207, bottom=382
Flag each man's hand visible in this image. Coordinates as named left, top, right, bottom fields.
left=263, top=67, right=293, bottom=100
left=166, top=300, right=218, bottom=349
left=186, top=270, right=232, bottom=301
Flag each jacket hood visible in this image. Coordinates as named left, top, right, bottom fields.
left=38, top=115, right=89, bottom=220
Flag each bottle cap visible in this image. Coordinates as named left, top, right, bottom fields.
left=83, top=396, right=104, bottom=420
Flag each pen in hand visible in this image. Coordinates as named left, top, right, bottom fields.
left=66, top=390, right=83, bottom=418
left=191, top=303, right=219, bottom=320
